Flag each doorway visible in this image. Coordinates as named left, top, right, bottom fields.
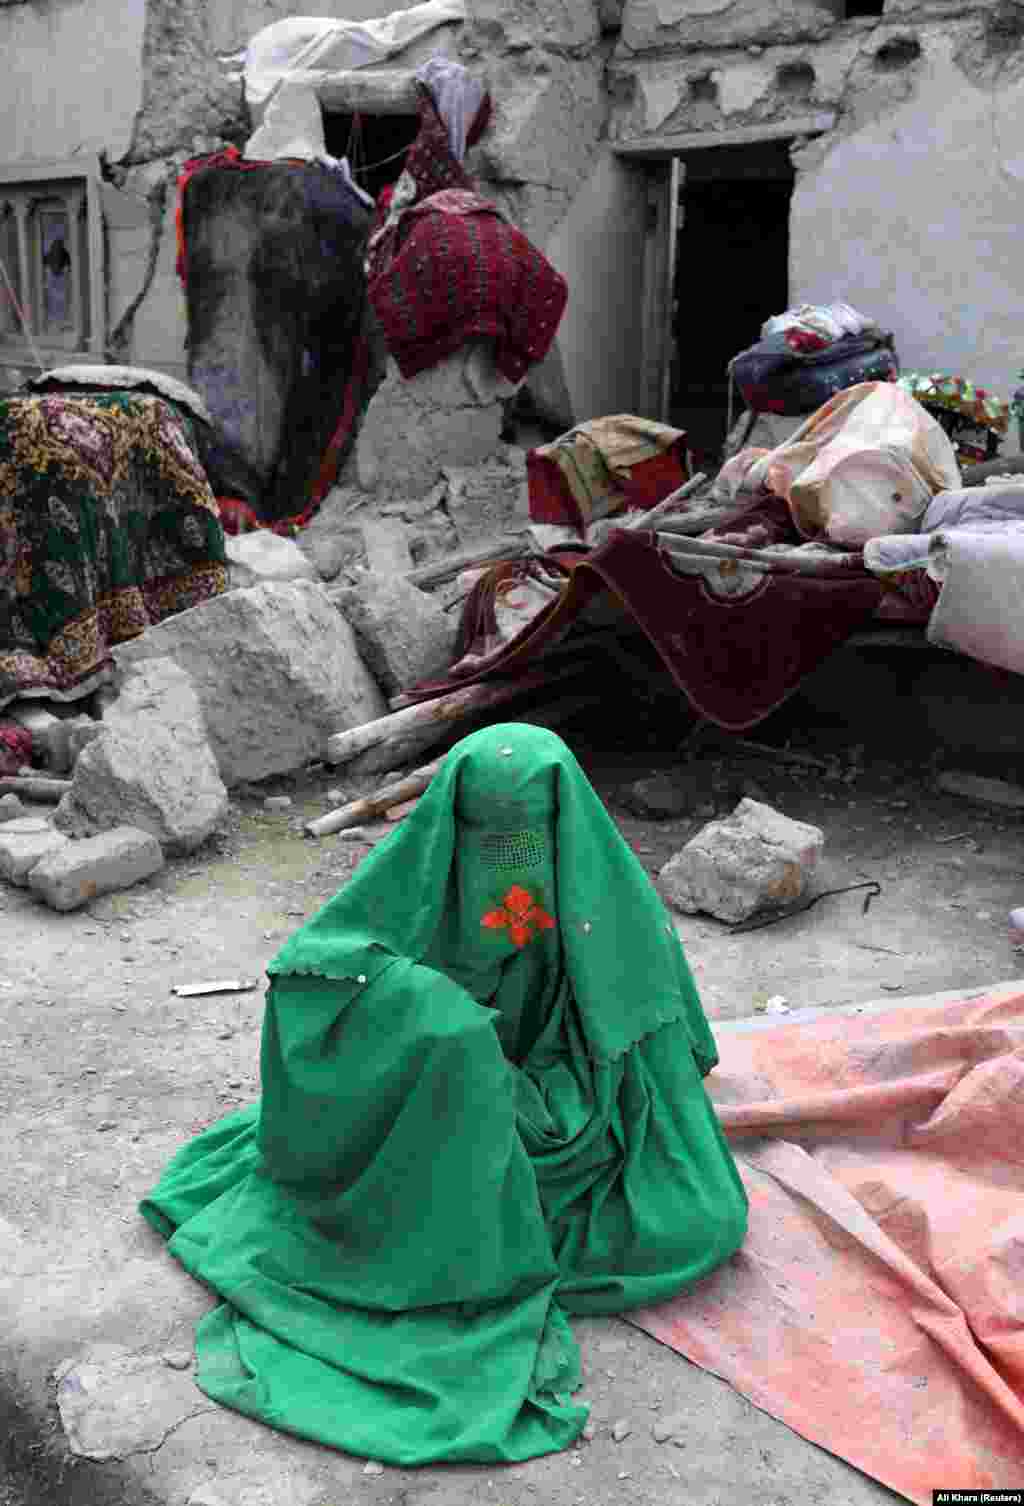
left=322, top=111, right=421, bottom=201
left=668, top=138, right=795, bottom=465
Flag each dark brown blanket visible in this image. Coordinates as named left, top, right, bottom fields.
left=407, top=526, right=883, bottom=732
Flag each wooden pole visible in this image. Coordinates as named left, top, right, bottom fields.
left=308, top=692, right=602, bottom=837
left=0, top=774, right=72, bottom=802
left=325, top=662, right=583, bottom=772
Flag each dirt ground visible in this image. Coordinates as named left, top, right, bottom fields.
left=3, top=666, right=1023, bottom=1505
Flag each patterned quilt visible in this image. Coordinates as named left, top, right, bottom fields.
left=0, top=392, right=226, bottom=709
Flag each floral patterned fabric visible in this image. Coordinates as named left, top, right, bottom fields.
left=0, top=392, right=227, bottom=709
left=898, top=372, right=1009, bottom=464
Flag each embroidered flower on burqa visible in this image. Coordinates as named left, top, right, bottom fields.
left=481, top=885, right=555, bottom=948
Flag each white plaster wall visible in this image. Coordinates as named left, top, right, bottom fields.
left=545, top=148, right=649, bottom=422
left=791, top=31, right=1024, bottom=441
left=2, top=0, right=146, bottom=163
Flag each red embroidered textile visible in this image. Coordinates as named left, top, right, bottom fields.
left=481, top=885, right=556, bottom=948
left=0, top=723, right=32, bottom=775
left=369, top=189, right=567, bottom=383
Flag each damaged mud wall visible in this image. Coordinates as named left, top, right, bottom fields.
left=609, top=0, right=1024, bottom=445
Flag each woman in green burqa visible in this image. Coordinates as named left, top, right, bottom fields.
left=140, top=723, right=747, bottom=1464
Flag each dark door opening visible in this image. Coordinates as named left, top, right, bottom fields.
left=322, top=111, right=421, bottom=201
left=668, top=138, right=794, bottom=466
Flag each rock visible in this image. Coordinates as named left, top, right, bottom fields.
left=659, top=798, right=824, bottom=924
left=360, top=517, right=413, bottom=577
left=612, top=1418, right=632, bottom=1441
left=331, top=574, right=457, bottom=697
left=28, top=827, right=164, bottom=912
left=263, top=795, right=292, bottom=810
left=162, top=1350, right=193, bottom=1371
left=7, top=703, right=73, bottom=773
left=66, top=714, right=103, bottom=765
left=0, top=793, right=26, bottom=822
left=53, top=658, right=227, bottom=856
left=935, top=771, right=1024, bottom=809
left=224, top=530, right=317, bottom=588
left=187, top=1488, right=230, bottom=1506
left=0, top=821, right=69, bottom=885
left=443, top=459, right=529, bottom=546
left=652, top=1411, right=688, bottom=1443
left=355, top=354, right=506, bottom=499
left=114, top=581, right=387, bottom=786
left=363, top=1460, right=385, bottom=1476
left=294, top=486, right=365, bottom=581
left=618, top=771, right=703, bottom=819
left=53, top=1345, right=206, bottom=1461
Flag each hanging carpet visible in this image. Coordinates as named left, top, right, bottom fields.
left=179, top=153, right=372, bottom=530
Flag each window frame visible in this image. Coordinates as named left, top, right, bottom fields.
left=0, top=155, right=105, bottom=363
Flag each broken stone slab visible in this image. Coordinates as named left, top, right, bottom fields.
left=331, top=574, right=457, bottom=697
left=355, top=353, right=505, bottom=499
left=114, top=581, right=387, bottom=786
left=28, top=826, right=164, bottom=912
left=224, top=529, right=317, bottom=589
left=7, top=703, right=73, bottom=773
left=0, top=819, right=69, bottom=885
left=934, top=771, right=1024, bottom=810
left=54, top=658, right=228, bottom=856
left=659, top=798, right=824, bottom=924
left=53, top=1344, right=208, bottom=1462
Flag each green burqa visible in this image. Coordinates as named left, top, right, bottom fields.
left=140, top=723, right=747, bottom=1464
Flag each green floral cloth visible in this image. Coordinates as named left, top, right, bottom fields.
left=0, top=391, right=226, bottom=708
left=140, top=724, right=747, bottom=1465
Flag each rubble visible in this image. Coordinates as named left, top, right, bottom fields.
left=659, top=798, right=824, bottom=924
left=113, top=581, right=387, bottom=786
left=0, top=818, right=70, bottom=885
left=224, top=530, right=317, bottom=588
left=360, top=517, right=414, bottom=577
left=54, top=657, right=228, bottom=856
left=443, top=453, right=530, bottom=544
left=28, top=826, right=164, bottom=912
left=331, top=574, right=458, bottom=698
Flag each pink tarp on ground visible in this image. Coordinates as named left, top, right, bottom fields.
left=628, top=984, right=1024, bottom=1503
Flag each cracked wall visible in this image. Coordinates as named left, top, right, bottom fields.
left=5, top=0, right=1024, bottom=434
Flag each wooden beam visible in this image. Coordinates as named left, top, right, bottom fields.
left=612, top=114, right=837, bottom=159
left=317, top=69, right=421, bottom=116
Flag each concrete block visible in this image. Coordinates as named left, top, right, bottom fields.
left=54, top=658, right=228, bottom=856
left=659, top=798, right=824, bottom=923
left=0, top=821, right=70, bottom=886
left=113, top=581, right=387, bottom=786
left=0, top=794, right=26, bottom=823
left=28, top=827, right=164, bottom=912
left=224, top=529, right=317, bottom=589
left=7, top=704, right=72, bottom=774
left=332, top=574, right=457, bottom=696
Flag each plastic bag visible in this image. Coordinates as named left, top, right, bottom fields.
left=747, top=382, right=961, bottom=547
